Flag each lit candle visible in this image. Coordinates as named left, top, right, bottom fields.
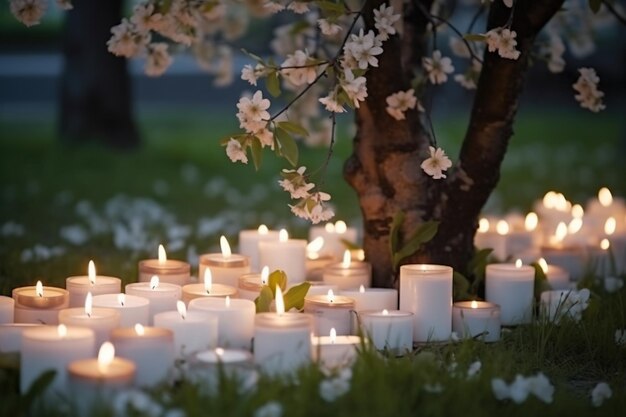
left=303, top=289, right=355, bottom=336
left=58, top=292, right=121, bottom=348
left=0, top=296, right=14, bottom=324
left=238, top=225, right=280, bottom=271
left=452, top=300, right=501, bottom=342
left=339, top=285, right=398, bottom=334
left=587, top=238, right=612, bottom=278
left=504, top=213, right=538, bottom=258
left=66, top=260, right=122, bottom=307
left=0, top=323, right=42, bottom=353
left=111, top=324, right=175, bottom=387
left=322, top=250, right=372, bottom=290
left=399, top=264, right=453, bottom=342
left=199, top=236, right=251, bottom=287
left=312, top=327, right=361, bottom=368
left=259, top=229, right=307, bottom=285
left=182, top=268, right=238, bottom=304
left=253, top=286, right=314, bottom=375
left=188, top=296, right=255, bottom=349
left=358, top=309, right=413, bottom=353
left=20, top=324, right=95, bottom=394
left=485, top=261, right=534, bottom=325
left=12, top=280, right=69, bottom=324
left=308, top=220, right=358, bottom=260
left=541, top=222, right=586, bottom=280
left=534, top=191, right=573, bottom=232
left=91, top=293, right=151, bottom=327
left=196, top=347, right=253, bottom=365
left=237, top=266, right=269, bottom=301
left=153, top=301, right=218, bottom=357
left=138, top=244, right=191, bottom=286
left=305, top=237, right=334, bottom=281
left=474, top=219, right=508, bottom=261
left=537, top=258, right=571, bottom=290
left=304, top=281, right=339, bottom=297
left=540, top=289, right=590, bottom=323
left=125, top=276, right=182, bottom=325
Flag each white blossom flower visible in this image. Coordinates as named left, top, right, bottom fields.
left=341, top=70, right=368, bottom=108
left=263, top=1, right=285, bottom=14
left=256, top=129, right=274, bottom=149
left=319, top=370, right=351, bottom=401
left=591, top=382, right=612, bottom=407
left=237, top=91, right=271, bottom=133
left=226, top=138, right=248, bottom=164
left=373, top=3, right=401, bottom=41
left=526, top=372, right=554, bottom=404
left=9, top=0, right=47, bottom=27
left=281, top=50, right=317, bottom=86
left=491, top=378, right=510, bottom=400
left=278, top=167, right=315, bottom=199
left=508, top=374, right=531, bottom=403
left=131, top=3, right=163, bottom=33
left=455, top=60, right=482, bottom=90
left=484, top=28, right=521, bottom=60
left=422, top=50, right=454, bottom=84
left=492, top=372, right=554, bottom=404
left=604, top=276, right=624, bottom=293
left=421, top=146, right=452, bottom=179
left=467, top=361, right=482, bottom=378
left=572, top=67, right=605, bottom=112
left=287, top=2, right=309, bottom=14
left=241, top=64, right=266, bottom=86
left=319, top=94, right=346, bottom=113
left=344, top=29, right=383, bottom=70
left=145, top=43, right=173, bottom=77
left=56, top=0, right=72, bottom=11
left=254, top=401, right=283, bottom=417
left=543, top=35, right=566, bottom=73
left=386, top=89, right=417, bottom=121
left=449, top=37, right=472, bottom=59
left=616, top=329, right=626, bottom=346
left=107, top=18, right=149, bottom=58
left=318, top=19, right=342, bottom=37
left=290, top=192, right=334, bottom=224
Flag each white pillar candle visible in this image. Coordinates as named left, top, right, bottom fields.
left=58, top=294, right=121, bottom=348
left=339, top=286, right=398, bottom=311
left=138, top=244, right=191, bottom=286
left=153, top=301, right=218, bottom=357
left=452, top=301, right=501, bottom=343
left=309, top=220, right=358, bottom=259
left=303, top=290, right=355, bottom=336
left=125, top=277, right=182, bottom=325
left=400, top=264, right=453, bottom=342
left=199, top=236, right=251, bottom=288
left=259, top=229, right=307, bottom=285
left=0, top=323, right=42, bottom=352
left=92, top=293, right=150, bottom=327
left=237, top=268, right=269, bottom=301
left=20, top=324, right=95, bottom=394
left=182, top=268, right=238, bottom=305
left=66, top=260, right=122, bottom=307
left=322, top=250, right=372, bottom=290
left=12, top=281, right=69, bottom=325
left=0, top=295, right=14, bottom=324
left=111, top=324, right=175, bottom=387
left=358, top=309, right=413, bottom=353
left=239, top=225, right=280, bottom=271
left=312, top=328, right=361, bottom=368
left=253, top=287, right=313, bottom=375
left=188, top=296, right=255, bottom=350
left=537, top=258, right=571, bottom=290
left=540, top=289, right=590, bottom=323
left=485, top=262, right=535, bottom=325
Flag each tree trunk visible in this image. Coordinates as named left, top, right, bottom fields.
left=59, top=0, right=139, bottom=149
left=345, top=0, right=565, bottom=289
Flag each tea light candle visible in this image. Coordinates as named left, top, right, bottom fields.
left=537, top=258, right=570, bottom=290
left=92, top=293, right=150, bottom=327
left=199, top=236, right=251, bottom=287
left=0, top=296, right=14, bottom=324
left=304, top=289, right=355, bottom=336
left=237, top=267, right=269, bottom=301
left=20, top=324, right=95, bottom=394
left=111, top=324, right=175, bottom=387
left=139, top=244, right=191, bottom=286
left=66, top=260, right=122, bottom=307
left=312, top=328, right=361, bottom=368
left=399, top=264, right=453, bottom=342
left=58, top=293, right=121, bottom=348
left=309, top=220, right=358, bottom=259
left=358, top=309, right=413, bottom=353
left=452, top=301, right=501, bottom=342
left=259, top=229, right=307, bottom=285
left=239, top=225, right=280, bottom=271
left=540, top=289, right=590, bottom=323
left=125, top=276, right=182, bottom=325
left=188, top=296, right=255, bottom=349
left=13, top=281, right=69, bottom=325
left=0, top=323, right=42, bottom=352
left=253, top=287, right=313, bottom=375
left=322, top=250, right=372, bottom=290
left=485, top=261, right=535, bottom=325
left=182, top=268, right=238, bottom=305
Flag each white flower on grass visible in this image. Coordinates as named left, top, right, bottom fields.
left=604, top=276, right=624, bottom=293
left=373, top=3, right=401, bottom=41
left=145, top=43, right=173, bottom=77
left=319, top=369, right=352, bottom=402
left=341, top=70, right=368, bottom=108
left=281, top=50, right=317, bottom=86
left=421, top=146, right=452, bottom=179
left=287, top=1, right=309, bottom=14
left=278, top=167, right=315, bottom=199
left=526, top=372, right=554, bottom=404
left=108, top=19, right=149, bottom=58
left=254, top=401, right=283, bottom=417
left=423, top=383, right=444, bottom=393
left=467, top=361, right=482, bottom=378
left=237, top=91, right=271, bottom=133
left=422, top=50, right=454, bottom=85
left=572, top=67, right=605, bottom=113
left=385, top=89, right=417, bottom=121
left=241, top=64, right=266, bottom=86
left=226, top=139, right=248, bottom=164
left=1, top=221, right=25, bottom=237
left=318, top=19, right=342, bottom=37
left=491, top=372, right=554, bottom=404
left=491, top=378, right=510, bottom=400
left=591, top=382, right=612, bottom=407
left=616, top=329, right=626, bottom=346
left=9, top=0, right=46, bottom=27
left=344, top=29, right=383, bottom=70
left=56, top=0, right=72, bottom=10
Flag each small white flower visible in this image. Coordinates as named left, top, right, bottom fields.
left=484, top=28, right=521, bottom=60
left=373, top=4, right=401, bottom=41
left=385, top=89, right=417, bottom=121
left=467, top=361, right=481, bottom=378
left=508, top=374, right=531, bottom=404
left=526, top=372, right=554, bottom=404
left=287, top=2, right=309, bottom=14
left=256, top=129, right=274, bottom=149
left=254, top=401, right=283, bottom=417
left=318, top=19, right=342, bottom=37
left=130, top=3, right=162, bottom=33
left=450, top=331, right=460, bottom=342
left=423, top=383, right=444, bottom=393
left=241, top=64, right=266, bottom=86
left=422, top=50, right=454, bottom=84
left=344, top=29, right=383, bottom=70
left=319, top=375, right=351, bottom=402
left=145, top=43, right=172, bottom=77
left=341, top=70, right=368, bottom=108
left=604, top=276, right=624, bottom=293
left=591, top=382, right=612, bottom=407
left=544, top=35, right=566, bottom=73
left=263, top=1, right=285, bottom=14
left=237, top=91, right=272, bottom=133
left=226, top=139, right=248, bottom=164
left=616, top=329, right=626, bottom=346
left=10, top=0, right=46, bottom=27
left=56, top=0, right=72, bottom=11
left=420, top=146, right=453, bottom=179
left=281, top=50, right=317, bottom=86
left=491, top=378, right=510, bottom=400
left=319, top=94, right=346, bottom=113
left=573, top=67, right=605, bottom=113
left=107, top=19, right=149, bottom=58
left=449, top=37, right=472, bottom=59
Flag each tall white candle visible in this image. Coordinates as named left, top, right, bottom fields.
left=0, top=296, right=14, bottom=324
left=199, top=236, right=251, bottom=288
left=358, top=309, right=413, bottom=353
left=125, top=277, right=182, bottom=325
left=91, top=293, right=150, bottom=327
left=58, top=293, right=121, bottom=348
left=304, top=289, right=355, bottom=336
left=259, top=229, right=307, bottom=285
left=452, top=301, right=501, bottom=342
left=66, top=260, right=121, bottom=307
left=138, top=244, right=191, bottom=286
left=239, top=225, right=280, bottom=271
left=400, top=264, right=453, bottom=342
left=485, top=262, right=535, bottom=325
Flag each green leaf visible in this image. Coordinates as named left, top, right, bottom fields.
left=266, top=71, right=281, bottom=97
left=453, top=271, right=471, bottom=301
left=463, top=33, right=486, bottom=42
left=283, top=282, right=312, bottom=311
left=340, top=239, right=360, bottom=251
left=277, top=121, right=309, bottom=137
left=275, top=128, right=299, bottom=167
left=389, top=212, right=405, bottom=256
left=589, top=0, right=602, bottom=13
left=250, top=137, right=263, bottom=171
left=22, top=369, right=56, bottom=408
left=393, top=221, right=440, bottom=269
left=255, top=286, right=274, bottom=313
left=268, top=270, right=287, bottom=295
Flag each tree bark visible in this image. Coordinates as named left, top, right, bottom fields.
left=345, top=0, right=565, bottom=288
left=59, top=0, right=139, bottom=149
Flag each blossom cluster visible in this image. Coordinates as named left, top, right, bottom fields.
left=572, top=67, right=606, bottom=113
left=485, top=28, right=521, bottom=60
left=491, top=372, right=555, bottom=404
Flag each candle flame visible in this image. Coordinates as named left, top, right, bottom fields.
left=478, top=218, right=489, bottom=233
left=571, top=204, right=584, bottom=219
left=538, top=258, right=549, bottom=274
left=359, top=285, right=365, bottom=294
left=204, top=268, right=212, bottom=294
left=88, top=260, right=96, bottom=285
left=216, top=347, right=224, bottom=356
left=150, top=275, right=160, bottom=290
left=598, top=187, right=613, bottom=207
left=261, top=266, right=269, bottom=285
left=225, top=296, right=231, bottom=308
left=324, top=223, right=335, bottom=233
left=605, top=217, right=616, bottom=236
left=307, top=237, right=324, bottom=253
left=471, top=300, right=478, bottom=309
left=275, top=286, right=285, bottom=315
left=524, top=212, right=538, bottom=232
left=135, top=323, right=145, bottom=336
left=330, top=328, right=337, bottom=343
left=258, top=224, right=269, bottom=235
left=354, top=249, right=365, bottom=261
left=220, top=235, right=232, bottom=258
left=36, top=280, right=43, bottom=297
left=382, top=309, right=389, bottom=315
left=327, top=289, right=335, bottom=303
left=97, top=342, right=115, bottom=374
left=177, top=300, right=187, bottom=319
left=158, top=244, right=167, bottom=263
left=279, top=229, right=288, bottom=242
left=58, top=324, right=67, bottom=338
left=341, top=250, right=351, bottom=268
left=85, top=292, right=93, bottom=317
left=601, top=239, right=610, bottom=251
left=496, top=220, right=509, bottom=236
left=543, top=191, right=557, bottom=209
left=515, top=259, right=522, bottom=268
left=335, top=221, right=347, bottom=234
left=568, top=218, right=583, bottom=235
left=117, top=293, right=126, bottom=307
left=555, top=222, right=568, bottom=243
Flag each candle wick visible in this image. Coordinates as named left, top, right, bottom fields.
left=87, top=312, right=91, bottom=318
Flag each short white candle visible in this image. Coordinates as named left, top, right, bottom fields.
left=485, top=262, right=535, bottom=325
left=12, top=281, right=69, bottom=325
left=58, top=293, right=121, bottom=348
left=400, top=264, right=453, bottom=342
left=125, top=276, right=182, bottom=325
left=182, top=268, right=238, bottom=305
left=111, top=324, right=175, bottom=387
left=309, top=220, right=358, bottom=259
left=199, top=236, right=251, bottom=288
left=20, top=324, right=95, bottom=394
left=452, top=301, right=501, bottom=342
left=188, top=296, right=255, bottom=350
left=312, top=328, right=361, bottom=368
left=305, top=282, right=339, bottom=297
left=541, top=222, right=586, bottom=279
left=138, top=244, right=191, bottom=286
left=92, top=293, right=150, bottom=327
left=339, top=286, right=398, bottom=334
left=474, top=218, right=508, bottom=261
left=237, top=267, right=269, bottom=301
left=239, top=225, right=280, bottom=271
left=322, top=250, right=372, bottom=290
left=66, top=260, right=122, bottom=308
left=0, top=295, right=14, bottom=324
left=358, top=309, right=413, bottom=353
left=0, top=323, right=42, bottom=352
left=540, top=289, right=590, bottom=323
left=537, top=258, right=571, bottom=290
left=304, top=289, right=355, bottom=336
left=259, top=229, right=307, bottom=285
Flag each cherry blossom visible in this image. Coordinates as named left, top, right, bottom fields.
left=386, top=89, right=418, bottom=121
left=319, top=93, right=346, bottom=113
left=107, top=19, right=150, bottom=58
left=130, top=3, right=163, bottom=33
left=278, top=167, right=315, bottom=199
left=9, top=0, right=46, bottom=27
left=422, top=50, right=455, bottom=84
left=226, top=139, right=248, bottom=164
left=281, top=50, right=318, bottom=86
left=341, top=70, right=368, bottom=108
left=318, top=18, right=342, bottom=37
left=485, top=28, right=521, bottom=60
left=421, top=146, right=453, bottom=179
left=373, top=3, right=401, bottom=41
left=236, top=91, right=271, bottom=133
left=344, top=29, right=383, bottom=70
left=287, top=2, right=309, bottom=14
left=56, top=0, right=72, bottom=11
left=572, top=67, right=605, bottom=112
left=145, top=43, right=173, bottom=77
left=241, top=64, right=267, bottom=86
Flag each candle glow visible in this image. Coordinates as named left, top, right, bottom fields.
left=327, top=289, right=335, bottom=303
left=600, top=239, right=610, bottom=250
left=515, top=259, right=523, bottom=268
left=204, top=269, right=213, bottom=294
left=258, top=224, right=269, bottom=235
left=605, top=217, right=616, bottom=236
left=134, top=323, right=145, bottom=336
left=324, top=223, right=335, bottom=233
left=496, top=220, right=509, bottom=235
left=598, top=187, right=613, bottom=207
left=150, top=276, right=159, bottom=290
left=359, top=285, right=365, bottom=294
left=471, top=300, right=478, bottom=309
left=525, top=212, right=538, bottom=232
left=330, top=327, right=337, bottom=344
left=158, top=244, right=167, bottom=263
left=553, top=222, right=568, bottom=244
left=58, top=324, right=67, bottom=338
left=568, top=218, right=583, bottom=234
left=538, top=258, right=549, bottom=274
left=220, top=235, right=232, bottom=258
left=176, top=300, right=187, bottom=320
left=275, top=286, right=285, bottom=315
left=307, top=237, right=324, bottom=254
left=261, top=266, right=269, bottom=285
left=225, top=295, right=231, bottom=308
left=36, top=280, right=43, bottom=297
left=478, top=218, right=490, bottom=233
left=571, top=204, right=584, bottom=219
left=216, top=347, right=224, bottom=356
left=335, top=221, right=347, bottom=234
left=97, top=342, right=115, bottom=374
left=341, top=250, right=351, bottom=268
left=85, top=292, right=93, bottom=317
left=88, top=260, right=96, bottom=285
left=382, top=309, right=389, bottom=315
left=279, top=229, right=288, bottom=242
left=117, top=293, right=125, bottom=307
